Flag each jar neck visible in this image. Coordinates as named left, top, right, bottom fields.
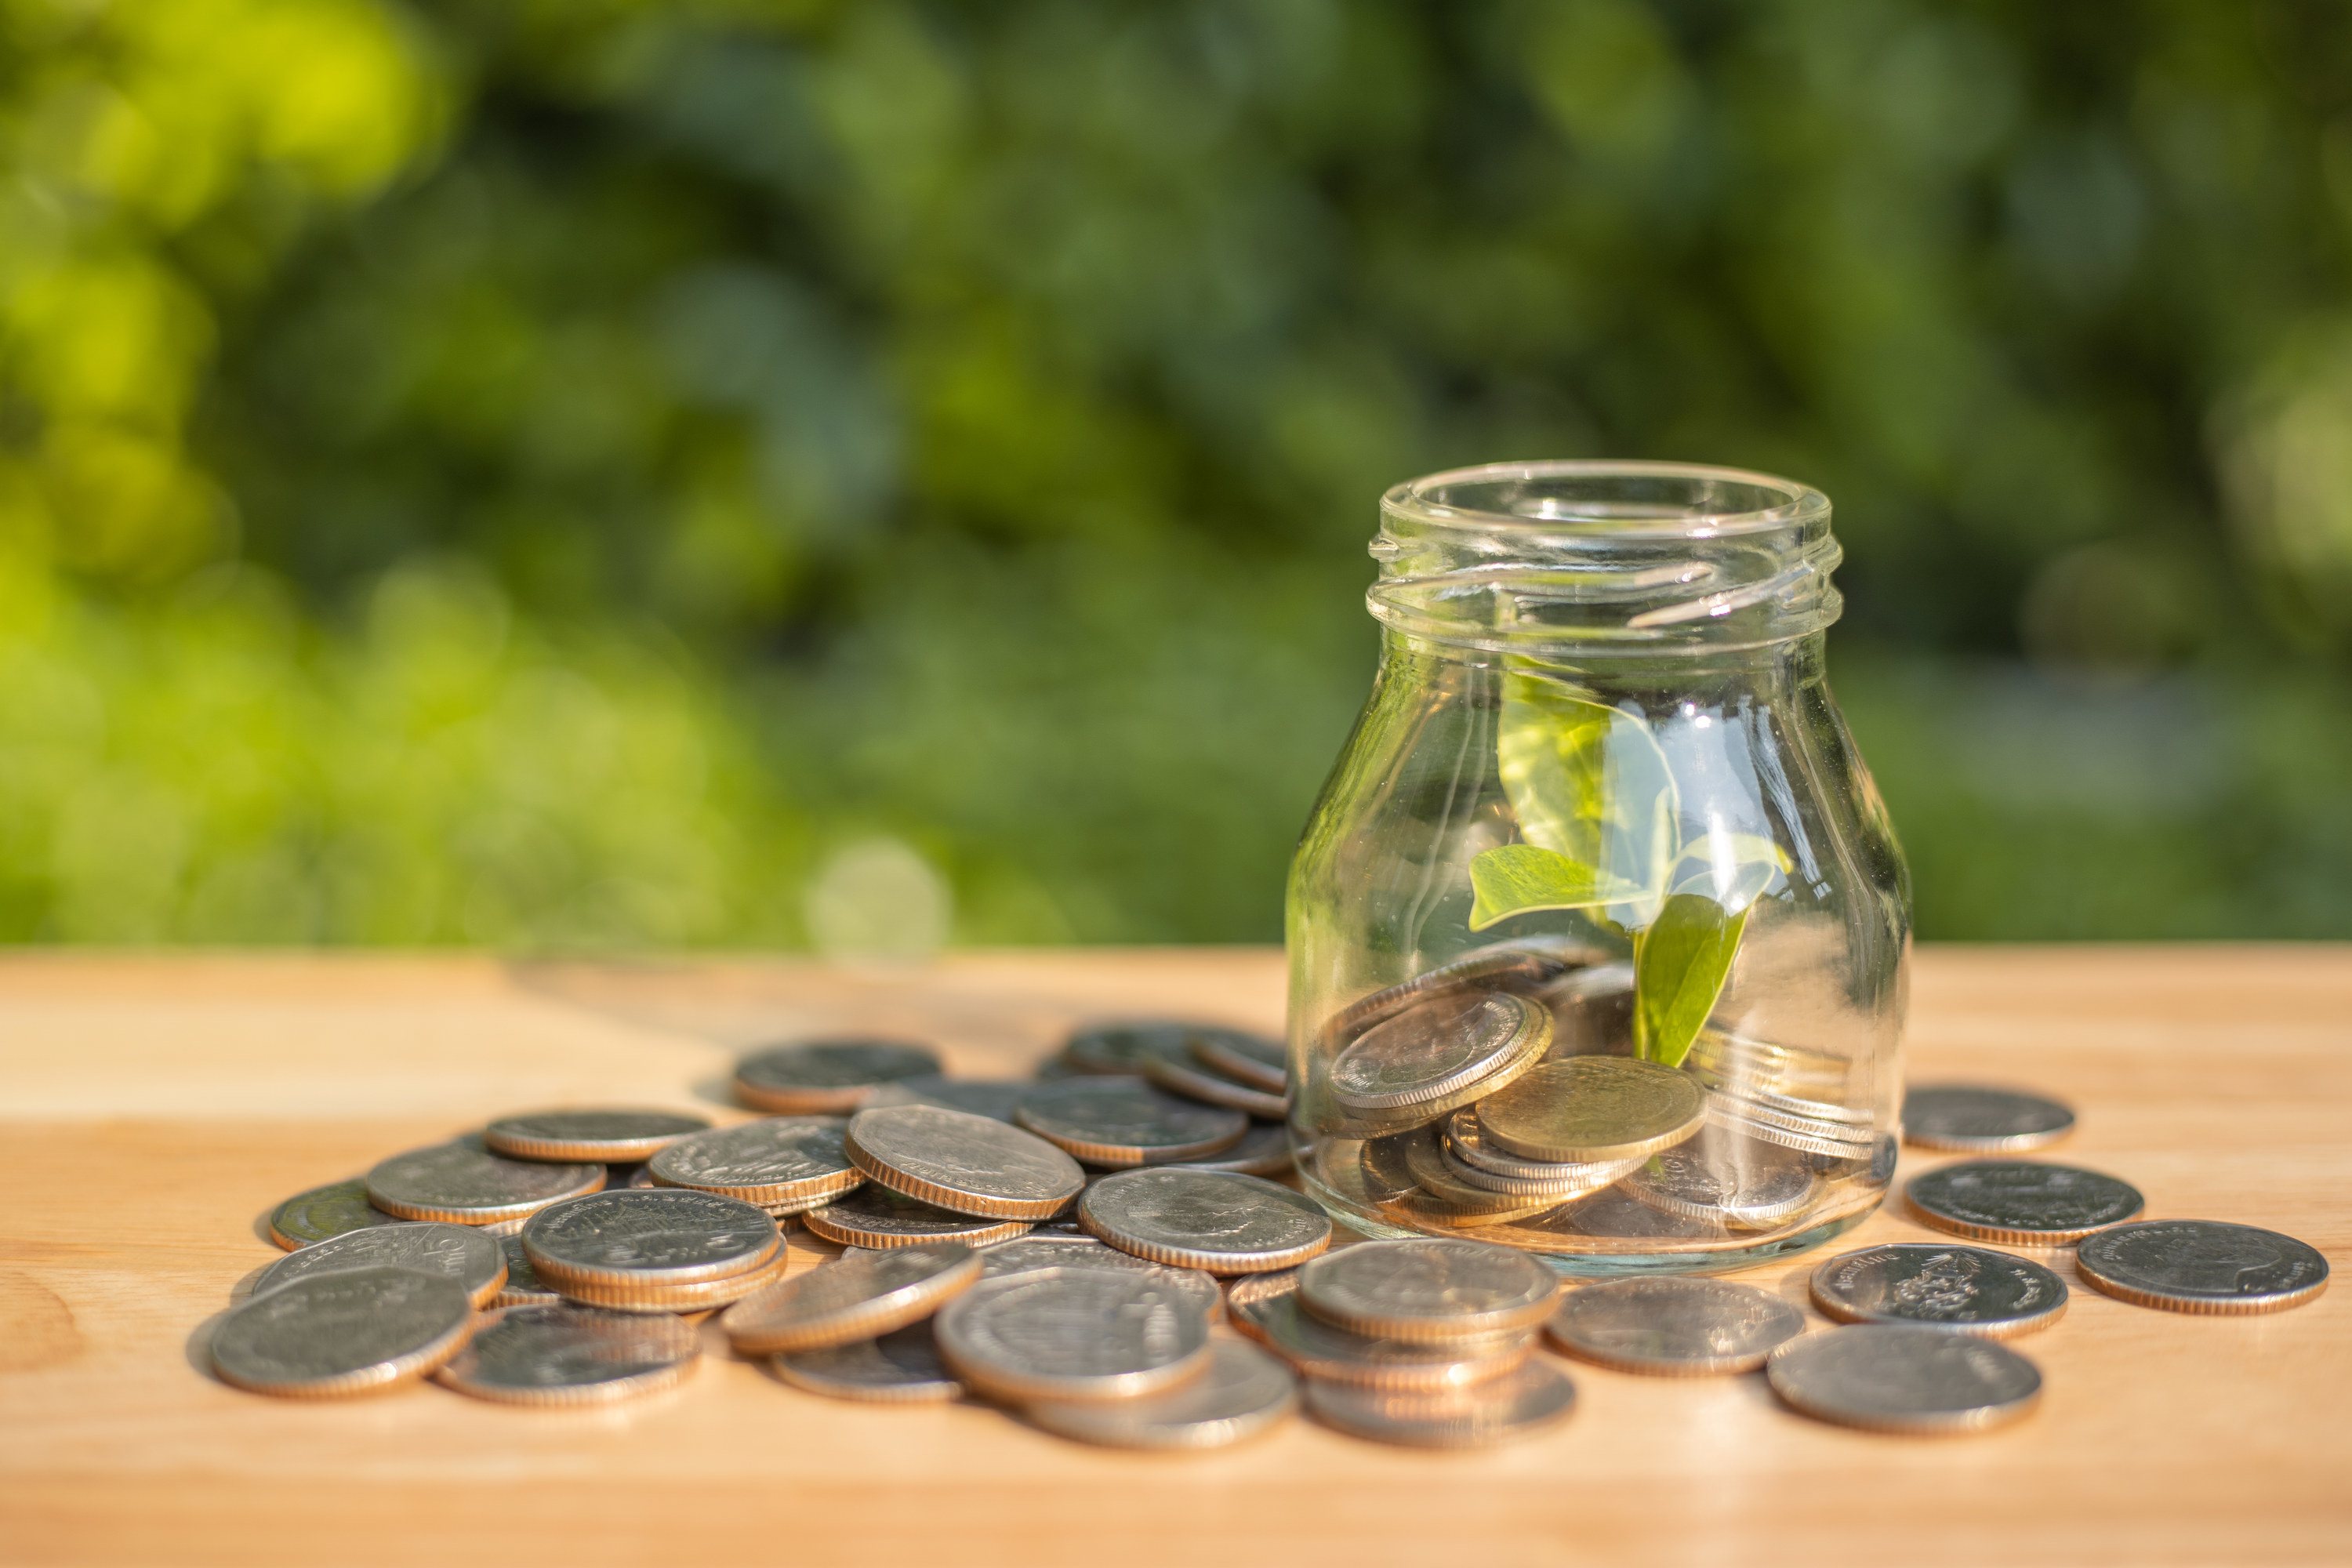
left=1378, top=626, right=1827, bottom=687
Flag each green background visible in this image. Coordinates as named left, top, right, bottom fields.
left=5, top=0, right=2351, bottom=949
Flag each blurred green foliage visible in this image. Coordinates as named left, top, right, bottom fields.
left=5, top=0, right=2351, bottom=947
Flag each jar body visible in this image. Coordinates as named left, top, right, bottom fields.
left=1287, top=465, right=1909, bottom=1273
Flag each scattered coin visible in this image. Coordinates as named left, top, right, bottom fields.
left=1025, top=1338, right=1296, bottom=1450
left=1327, top=991, right=1552, bottom=1116
left=1303, top=1359, right=1575, bottom=1448
left=734, top=1040, right=942, bottom=1114
left=723, top=1240, right=982, bottom=1354
left=935, top=1267, right=1214, bottom=1403
left=975, top=1237, right=1224, bottom=1321
left=254, top=1221, right=506, bottom=1309
left=1621, top=1135, right=1818, bottom=1230
left=1906, top=1160, right=2144, bottom=1245
left=1239, top=1293, right=1534, bottom=1391
left=1475, top=1058, right=1708, bottom=1164
left=1078, top=1168, right=1332, bottom=1274
left=556, top=1249, right=789, bottom=1313
left=365, top=1141, right=605, bottom=1225
left=1766, top=1324, right=2042, bottom=1435
left=1902, top=1084, right=2076, bottom=1153
left=1015, top=1077, right=1249, bottom=1167
left=1809, top=1243, right=2068, bottom=1338
left=802, top=1184, right=1034, bottom=1250
left=648, top=1117, right=863, bottom=1213
left=266, top=1178, right=408, bottom=1250
left=865, top=1076, right=1032, bottom=1123
left=495, top=1233, right=563, bottom=1307
left=1060, top=1022, right=1188, bottom=1076
left=434, top=1304, right=701, bottom=1406
left=1299, top=1238, right=1559, bottom=1343
left=848, top=1104, right=1086, bottom=1220
left=1138, top=1041, right=1289, bottom=1119
left=521, top=1189, right=781, bottom=1293
left=773, top=1320, right=964, bottom=1403
left=1188, top=1028, right=1288, bottom=1093
left=1165, top=1120, right=1294, bottom=1177
left=481, top=1109, right=713, bottom=1163
left=2075, top=1220, right=2330, bottom=1316
left=1544, top=1277, right=1804, bottom=1375
left=211, top=1266, right=476, bottom=1399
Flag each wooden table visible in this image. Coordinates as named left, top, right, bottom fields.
left=2, top=946, right=2347, bottom=1567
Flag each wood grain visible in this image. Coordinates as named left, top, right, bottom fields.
left=0, top=946, right=2346, bottom=1568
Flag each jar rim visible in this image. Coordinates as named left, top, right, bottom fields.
left=1381, top=459, right=1830, bottom=541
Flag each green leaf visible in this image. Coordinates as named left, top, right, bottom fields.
left=1632, top=892, right=1750, bottom=1067
left=1666, top=831, right=1793, bottom=913
left=1496, top=666, right=1678, bottom=924
left=1467, top=844, right=1649, bottom=931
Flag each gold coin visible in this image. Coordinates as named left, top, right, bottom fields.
left=1473, top=1058, right=1706, bottom=1164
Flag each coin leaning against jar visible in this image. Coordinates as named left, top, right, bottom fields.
left=1809, top=1243, right=2069, bottom=1338
left=1904, top=1160, right=2145, bottom=1246
left=733, top=1040, right=943, bottom=1115
left=1543, top=1277, right=1805, bottom=1376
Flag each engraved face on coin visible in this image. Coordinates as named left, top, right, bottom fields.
left=266, top=1178, right=407, bottom=1250
left=1621, top=1134, right=1818, bottom=1230
left=1240, top=1294, right=1534, bottom=1392
left=255, top=1221, right=506, bottom=1309
left=1015, top=1077, right=1249, bottom=1167
left=864, top=1076, right=1032, bottom=1123
left=848, top=1104, right=1087, bottom=1219
left=722, top=1240, right=982, bottom=1354
left=365, top=1142, right=605, bottom=1225
left=1026, top=1338, right=1297, bottom=1450
left=975, top=1237, right=1224, bottom=1321
left=211, top=1265, right=476, bottom=1399
left=1905, top=1160, right=2144, bottom=1245
left=1766, top=1324, right=2042, bottom=1434
left=495, top=1233, right=562, bottom=1307
left=1544, top=1277, right=1804, bottom=1375
left=1809, top=1243, right=2068, bottom=1337
left=2075, top=1220, right=2330, bottom=1315
left=482, top=1109, right=712, bottom=1163
left=935, top=1267, right=1214, bottom=1403
left=1328, top=991, right=1552, bottom=1115
left=647, top=1117, right=862, bottom=1212
left=1901, top=1084, right=2076, bottom=1153
left=733, top=1040, right=942, bottom=1114
left=1077, top=1168, right=1332, bottom=1274
left=772, top=1320, right=963, bottom=1403
left=434, top=1304, right=700, bottom=1406
left=1473, top=1057, right=1707, bottom=1164
left=1188, top=1028, right=1288, bottom=1093
left=1299, top=1238, right=1559, bottom=1343
left=801, top=1184, right=1033, bottom=1250
left=1303, top=1359, right=1575, bottom=1448
left=521, top=1188, right=781, bottom=1290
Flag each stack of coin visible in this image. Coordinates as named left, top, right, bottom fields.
left=520, top=1189, right=786, bottom=1312
left=1682, top=1029, right=1877, bottom=1163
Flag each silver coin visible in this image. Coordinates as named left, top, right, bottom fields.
left=626, top=1163, right=659, bottom=1189
left=521, top=1189, right=780, bottom=1290
left=864, top=1076, right=1032, bottom=1123
left=1683, top=1066, right=1876, bottom=1127
left=1398, top=1127, right=1580, bottom=1220
left=1078, top=1168, right=1332, bottom=1274
left=1551, top=1185, right=1727, bottom=1241
left=210, top=1265, right=475, bottom=1399
left=1189, top=1028, right=1288, bottom=1093
left=1766, top=1325, right=2042, bottom=1434
left=1015, top=1076, right=1249, bottom=1167
left=365, top=1141, right=604, bottom=1225
left=1810, top=1243, right=2068, bottom=1337
left=935, top=1266, right=1214, bottom=1403
left=1165, top=1120, right=1293, bottom=1177
left=1903, top=1085, right=2077, bottom=1152
left=1329, top=990, right=1551, bottom=1113
left=801, top=1184, right=1033, bottom=1250
left=848, top=1104, right=1086, bottom=1219
left=1544, top=1277, right=1804, bottom=1375
left=266, top=1178, right=407, bottom=1250
left=1694, top=1087, right=1875, bottom=1147
left=434, top=1303, right=700, bottom=1406
left=1358, top=1132, right=1423, bottom=1201
left=1061, top=1021, right=1190, bottom=1076
left=495, top=1233, right=563, bottom=1307
left=1239, top=1293, right=1534, bottom=1391
left=1303, top=1359, right=1575, bottom=1448
left=481, top=1109, right=712, bottom=1163
left=647, top=1117, right=862, bottom=1212
left=1906, top=1160, right=2145, bottom=1244
left=734, top=1040, right=942, bottom=1114
left=1323, top=938, right=1600, bottom=1045
left=1026, top=1338, right=1296, bottom=1450
left=2075, top=1220, right=2331, bottom=1315
left=1621, top=1135, right=1818, bottom=1229
left=1138, top=1041, right=1290, bottom=1120
left=772, top=1320, right=963, bottom=1403
left=1702, top=1100, right=1878, bottom=1162
left=1299, top=1238, right=1559, bottom=1343
left=975, top=1237, right=1224, bottom=1320
left=721, top=1240, right=982, bottom=1354
left=255, top=1221, right=505, bottom=1309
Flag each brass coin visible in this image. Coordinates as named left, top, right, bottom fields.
left=722, top=1240, right=982, bottom=1354
left=482, top=1109, right=712, bottom=1163
left=211, top=1266, right=476, bottom=1399
left=1905, top=1160, right=2144, bottom=1246
left=435, top=1304, right=700, bottom=1406
left=266, top=1178, right=407, bottom=1250
left=365, top=1141, right=604, bottom=1225
left=1015, top=1076, right=1249, bottom=1167
left=1329, top=991, right=1552, bottom=1114
left=1025, top=1338, right=1297, bottom=1451
left=1299, top=1237, right=1559, bottom=1343
left=2075, top=1220, right=2330, bottom=1316
left=773, top=1321, right=964, bottom=1403
left=1902, top=1084, right=2077, bottom=1153
left=846, top=1104, right=1086, bottom=1220
left=733, top=1040, right=942, bottom=1114
left=1188, top=1028, right=1288, bottom=1093
left=801, top=1184, right=1033, bottom=1250
left=1240, top=1293, right=1534, bottom=1392
left=1303, top=1359, right=1575, bottom=1448
left=253, top=1221, right=506, bottom=1310
left=648, top=1117, right=863, bottom=1211
left=1475, top=1058, right=1706, bottom=1164
left=1138, top=1042, right=1289, bottom=1120
left=521, top=1189, right=781, bottom=1291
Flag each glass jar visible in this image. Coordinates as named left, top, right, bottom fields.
left=1287, top=461, right=1909, bottom=1274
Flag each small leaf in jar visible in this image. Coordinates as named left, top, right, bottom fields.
left=1495, top=668, right=1677, bottom=923
left=1467, top=844, right=1646, bottom=931
left=1665, top=832, right=1792, bottom=913
left=1632, top=893, right=1748, bottom=1069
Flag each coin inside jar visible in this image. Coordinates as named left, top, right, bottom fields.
left=266, top=1178, right=408, bottom=1250
left=722, top=1240, right=982, bottom=1354
left=733, top=1040, right=942, bottom=1114
left=847, top=1104, right=1086, bottom=1219
left=1905, top=1160, right=2145, bottom=1245
left=1766, top=1324, right=2042, bottom=1435
left=1901, top=1084, right=2076, bottom=1152
left=210, top=1265, right=476, bottom=1399
left=935, top=1267, right=1214, bottom=1403
left=1327, top=990, right=1552, bottom=1115
left=1472, top=1057, right=1707, bottom=1165
left=365, top=1141, right=605, bottom=1225
left=521, top=1188, right=781, bottom=1292
left=802, top=1184, right=1034, bottom=1250
left=1620, top=1134, right=1818, bottom=1229
left=772, top=1320, right=964, bottom=1403
left=2074, top=1220, right=2331, bottom=1315
left=647, top=1116, right=863, bottom=1213
left=434, top=1304, right=701, bottom=1406
left=1014, top=1077, right=1249, bottom=1167
left=1809, top=1243, right=2069, bottom=1337
left=252, top=1221, right=506, bottom=1309
left=1303, top=1358, right=1575, bottom=1449
left=1299, top=1237, right=1559, bottom=1343
left=1543, top=1277, right=1804, bottom=1375
left=1077, top=1168, right=1332, bottom=1274
left=1025, top=1338, right=1297, bottom=1451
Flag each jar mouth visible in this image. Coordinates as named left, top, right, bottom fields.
left=1382, top=459, right=1830, bottom=541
